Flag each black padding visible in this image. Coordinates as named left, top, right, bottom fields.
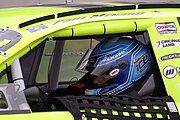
left=57, top=5, right=136, bottom=18
left=138, top=4, right=180, bottom=9
left=19, top=14, right=55, bottom=28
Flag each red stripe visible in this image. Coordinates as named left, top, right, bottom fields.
left=72, top=83, right=86, bottom=88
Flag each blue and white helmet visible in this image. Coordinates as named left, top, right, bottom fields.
left=84, top=36, right=153, bottom=95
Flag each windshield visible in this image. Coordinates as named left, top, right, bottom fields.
left=36, top=39, right=99, bottom=83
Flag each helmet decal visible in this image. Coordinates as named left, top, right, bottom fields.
left=101, top=50, right=125, bottom=63
left=109, top=68, right=120, bottom=77
left=134, top=54, right=150, bottom=72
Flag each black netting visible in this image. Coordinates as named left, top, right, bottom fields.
left=50, top=95, right=180, bottom=120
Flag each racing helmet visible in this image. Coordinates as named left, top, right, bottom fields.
left=83, top=36, right=153, bottom=95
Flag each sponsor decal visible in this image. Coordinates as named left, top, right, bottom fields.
left=160, top=53, right=180, bottom=61
left=102, top=50, right=125, bottom=62
left=163, top=66, right=180, bottom=79
left=155, top=22, right=177, bottom=35
left=27, top=24, right=48, bottom=33
left=134, top=54, right=150, bottom=72
left=156, top=38, right=180, bottom=49
left=166, top=102, right=178, bottom=113
left=109, top=68, right=120, bottom=77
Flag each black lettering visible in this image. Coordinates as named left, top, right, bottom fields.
left=90, top=15, right=99, bottom=18
left=163, top=43, right=175, bottom=47
left=166, top=69, right=174, bottom=76
left=136, top=55, right=149, bottom=72
left=176, top=67, right=180, bottom=75
left=135, top=12, right=145, bottom=15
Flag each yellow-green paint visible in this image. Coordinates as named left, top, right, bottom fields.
left=147, top=17, right=180, bottom=112
left=0, top=112, right=73, bottom=120
left=0, top=3, right=180, bottom=119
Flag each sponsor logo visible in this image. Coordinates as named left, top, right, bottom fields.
left=109, top=68, right=120, bottom=77
left=163, top=66, right=180, bottom=79
left=135, top=54, right=150, bottom=72
left=27, top=24, right=48, bottom=33
left=166, top=102, right=178, bottom=113
left=155, top=22, right=177, bottom=34
left=156, top=38, right=180, bottom=48
left=102, top=50, right=125, bottom=62
left=160, top=53, right=180, bottom=61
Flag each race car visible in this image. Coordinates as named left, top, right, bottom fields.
left=0, top=1, right=180, bottom=120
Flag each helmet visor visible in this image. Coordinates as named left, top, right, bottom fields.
left=75, top=49, right=92, bottom=73
left=89, top=60, right=128, bottom=79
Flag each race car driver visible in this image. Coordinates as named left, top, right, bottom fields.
left=49, top=36, right=154, bottom=96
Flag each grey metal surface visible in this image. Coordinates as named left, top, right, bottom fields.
left=11, top=58, right=23, bottom=81
left=11, top=58, right=25, bottom=92
left=0, top=29, right=22, bottom=51
left=0, top=83, right=31, bottom=114
left=138, top=74, right=155, bottom=96
left=1, top=0, right=180, bottom=8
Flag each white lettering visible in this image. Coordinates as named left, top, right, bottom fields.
left=102, top=51, right=125, bottom=62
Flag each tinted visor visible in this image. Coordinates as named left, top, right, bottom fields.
left=75, top=49, right=93, bottom=73
left=89, top=60, right=128, bottom=79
